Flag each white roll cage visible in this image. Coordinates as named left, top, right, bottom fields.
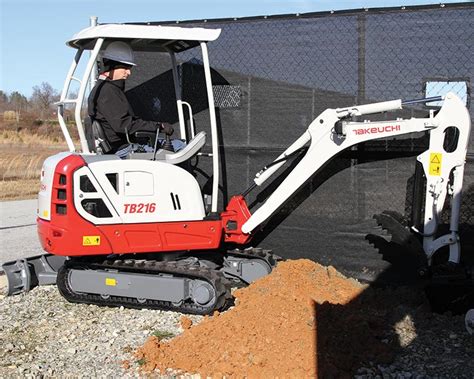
left=56, top=22, right=222, bottom=213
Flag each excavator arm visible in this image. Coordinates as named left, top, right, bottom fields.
left=240, top=93, right=471, bottom=265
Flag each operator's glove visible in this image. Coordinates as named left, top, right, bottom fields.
left=160, top=122, right=174, bottom=136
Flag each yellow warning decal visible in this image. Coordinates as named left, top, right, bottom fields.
left=42, top=210, right=49, bottom=218
left=429, top=153, right=442, bottom=176
left=105, top=278, right=117, bottom=286
left=82, top=236, right=101, bottom=246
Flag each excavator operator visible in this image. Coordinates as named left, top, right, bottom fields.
left=88, top=41, right=177, bottom=158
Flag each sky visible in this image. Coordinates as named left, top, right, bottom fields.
left=0, top=0, right=470, bottom=97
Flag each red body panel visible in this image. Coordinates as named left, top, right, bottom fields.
left=37, top=155, right=114, bottom=256
left=39, top=154, right=253, bottom=256
left=95, top=220, right=222, bottom=255
left=221, top=195, right=253, bottom=244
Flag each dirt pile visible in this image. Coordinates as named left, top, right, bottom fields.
left=135, top=259, right=400, bottom=377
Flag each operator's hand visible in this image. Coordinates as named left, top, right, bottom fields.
left=160, top=122, right=174, bottom=136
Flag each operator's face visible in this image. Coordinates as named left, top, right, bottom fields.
left=110, top=67, right=132, bottom=80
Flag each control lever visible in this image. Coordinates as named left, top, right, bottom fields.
left=162, top=133, right=175, bottom=152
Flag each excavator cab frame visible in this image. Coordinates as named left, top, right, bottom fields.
left=56, top=23, right=223, bottom=214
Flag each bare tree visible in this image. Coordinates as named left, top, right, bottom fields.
left=30, top=82, right=59, bottom=120
left=9, top=91, right=29, bottom=121
left=0, top=90, right=8, bottom=113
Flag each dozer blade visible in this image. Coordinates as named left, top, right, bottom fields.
left=1, top=254, right=67, bottom=296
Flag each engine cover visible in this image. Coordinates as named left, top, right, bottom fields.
left=37, top=153, right=223, bottom=256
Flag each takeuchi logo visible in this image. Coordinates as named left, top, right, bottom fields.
left=353, top=124, right=401, bottom=135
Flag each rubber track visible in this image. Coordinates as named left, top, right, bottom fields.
left=57, top=258, right=231, bottom=315
left=223, top=248, right=281, bottom=285
left=225, top=248, right=281, bottom=269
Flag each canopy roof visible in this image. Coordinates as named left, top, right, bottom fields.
left=66, top=24, right=221, bottom=52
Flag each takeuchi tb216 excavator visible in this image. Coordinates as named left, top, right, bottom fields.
left=2, top=23, right=472, bottom=315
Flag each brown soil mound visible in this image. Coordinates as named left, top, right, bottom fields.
left=179, top=316, right=193, bottom=330
left=135, top=259, right=397, bottom=378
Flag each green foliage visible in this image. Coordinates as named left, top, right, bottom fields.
left=151, top=329, right=176, bottom=340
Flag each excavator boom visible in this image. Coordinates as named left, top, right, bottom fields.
left=241, top=93, right=471, bottom=266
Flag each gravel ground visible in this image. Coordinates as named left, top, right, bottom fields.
left=355, top=310, right=474, bottom=379
left=0, top=275, right=203, bottom=378
left=0, top=274, right=472, bottom=378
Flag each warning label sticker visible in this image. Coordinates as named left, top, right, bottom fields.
left=105, top=278, right=116, bottom=286
left=429, top=153, right=442, bottom=176
left=82, top=236, right=101, bottom=246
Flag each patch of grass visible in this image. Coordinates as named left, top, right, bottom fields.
left=0, top=179, right=40, bottom=200
left=0, top=125, right=82, bottom=200
left=0, top=142, right=67, bottom=200
left=151, top=329, right=176, bottom=340
left=136, top=358, right=147, bottom=366
left=0, top=130, right=69, bottom=147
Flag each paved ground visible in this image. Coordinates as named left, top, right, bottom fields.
left=0, top=199, right=43, bottom=266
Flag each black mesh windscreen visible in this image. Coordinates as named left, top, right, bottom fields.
left=124, top=4, right=474, bottom=282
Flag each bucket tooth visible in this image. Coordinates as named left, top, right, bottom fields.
left=372, top=211, right=427, bottom=268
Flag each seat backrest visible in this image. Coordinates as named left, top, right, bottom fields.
left=84, top=116, right=112, bottom=154
left=84, top=116, right=96, bottom=152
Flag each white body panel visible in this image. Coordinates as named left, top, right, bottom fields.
left=38, top=152, right=73, bottom=221
left=74, top=159, right=205, bottom=225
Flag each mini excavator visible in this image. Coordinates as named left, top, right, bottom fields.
left=2, top=24, right=472, bottom=315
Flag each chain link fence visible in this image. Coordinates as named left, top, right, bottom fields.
left=127, top=3, right=473, bottom=280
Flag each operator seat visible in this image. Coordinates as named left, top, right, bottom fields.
left=84, top=116, right=206, bottom=164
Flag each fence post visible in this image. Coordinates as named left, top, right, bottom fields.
left=355, top=13, right=367, bottom=220
left=357, top=13, right=366, bottom=104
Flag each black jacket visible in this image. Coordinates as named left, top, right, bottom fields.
left=88, top=78, right=159, bottom=152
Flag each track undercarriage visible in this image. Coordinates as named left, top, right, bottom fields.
left=13, top=248, right=279, bottom=315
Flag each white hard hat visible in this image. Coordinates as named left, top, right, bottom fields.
left=102, top=41, right=136, bottom=66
